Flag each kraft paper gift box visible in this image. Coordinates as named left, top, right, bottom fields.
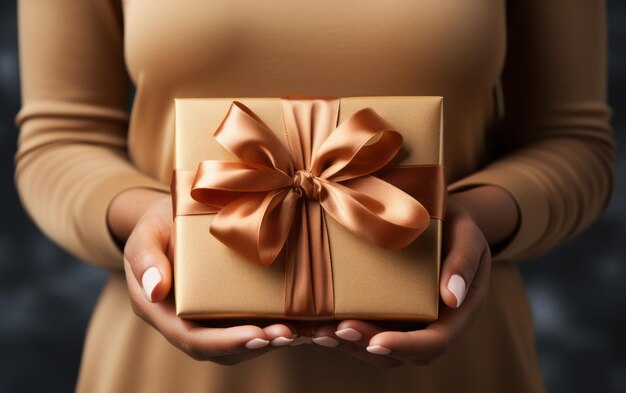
left=171, top=95, right=445, bottom=322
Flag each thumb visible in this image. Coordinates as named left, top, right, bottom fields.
left=124, top=214, right=173, bottom=303
left=439, top=213, right=484, bottom=309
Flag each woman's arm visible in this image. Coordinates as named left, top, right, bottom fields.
left=14, top=0, right=304, bottom=364
left=447, top=185, right=519, bottom=247
left=317, top=0, right=616, bottom=367
left=107, top=188, right=170, bottom=248
left=14, top=0, right=169, bottom=271
left=448, top=0, right=616, bottom=262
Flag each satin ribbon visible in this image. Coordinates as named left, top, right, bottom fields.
left=172, top=95, right=445, bottom=317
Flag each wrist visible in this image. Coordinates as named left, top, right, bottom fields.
left=107, top=187, right=170, bottom=245
left=447, top=185, right=519, bottom=246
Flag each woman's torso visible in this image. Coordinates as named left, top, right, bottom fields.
left=77, top=2, right=545, bottom=392
left=121, top=0, right=506, bottom=185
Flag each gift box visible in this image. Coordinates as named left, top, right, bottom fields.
left=171, top=95, right=445, bottom=322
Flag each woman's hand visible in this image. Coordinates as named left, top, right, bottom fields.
left=109, top=189, right=301, bottom=365
left=308, top=185, right=518, bottom=368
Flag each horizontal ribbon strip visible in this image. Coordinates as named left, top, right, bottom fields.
left=173, top=165, right=445, bottom=219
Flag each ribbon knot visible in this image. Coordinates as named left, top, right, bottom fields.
left=293, top=170, right=320, bottom=200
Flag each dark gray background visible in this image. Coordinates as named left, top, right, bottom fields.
left=1, top=2, right=624, bottom=392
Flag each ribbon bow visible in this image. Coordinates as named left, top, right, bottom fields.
left=188, top=99, right=431, bottom=268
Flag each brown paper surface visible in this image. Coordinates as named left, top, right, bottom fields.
left=174, top=96, right=443, bottom=321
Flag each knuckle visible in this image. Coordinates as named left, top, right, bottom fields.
left=142, top=214, right=170, bottom=237
left=210, top=339, right=235, bottom=356
left=186, top=351, right=204, bottom=362
left=452, top=251, right=474, bottom=268
left=453, top=212, right=476, bottom=232
left=127, top=292, right=144, bottom=316
left=429, top=343, right=447, bottom=360
left=178, top=337, right=202, bottom=361
left=448, top=242, right=477, bottom=262
left=428, top=330, right=449, bottom=359
left=130, top=302, right=143, bottom=319
left=129, top=246, right=154, bottom=271
left=122, top=236, right=135, bottom=259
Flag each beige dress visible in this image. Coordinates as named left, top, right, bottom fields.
left=14, top=0, right=615, bottom=392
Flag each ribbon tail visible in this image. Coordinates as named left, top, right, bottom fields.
left=284, top=199, right=333, bottom=318
left=209, top=189, right=299, bottom=267
left=214, top=101, right=295, bottom=174
left=172, top=170, right=222, bottom=217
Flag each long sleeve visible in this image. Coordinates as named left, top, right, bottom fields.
left=13, top=0, right=170, bottom=271
left=448, top=0, right=616, bottom=262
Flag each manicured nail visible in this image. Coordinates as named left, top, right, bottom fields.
left=141, top=267, right=162, bottom=302
left=244, top=338, right=269, bottom=349
left=312, top=336, right=339, bottom=347
left=335, top=328, right=362, bottom=341
left=270, top=336, right=294, bottom=346
left=290, top=336, right=312, bottom=346
left=366, top=345, right=391, bottom=355
left=447, top=274, right=467, bottom=308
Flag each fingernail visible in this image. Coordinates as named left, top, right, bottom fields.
left=290, top=336, right=312, bottom=346
left=312, top=336, right=339, bottom=347
left=366, top=345, right=391, bottom=355
left=447, top=274, right=467, bottom=308
left=335, top=328, right=362, bottom=341
left=244, top=338, right=269, bottom=349
left=141, top=267, right=162, bottom=302
left=270, top=336, right=294, bottom=347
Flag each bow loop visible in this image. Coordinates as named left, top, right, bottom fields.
left=311, top=108, right=403, bottom=181
left=208, top=188, right=300, bottom=267
left=214, top=101, right=294, bottom=175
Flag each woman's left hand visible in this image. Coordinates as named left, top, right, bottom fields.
left=309, top=197, right=492, bottom=368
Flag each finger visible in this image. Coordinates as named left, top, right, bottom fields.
left=264, top=323, right=298, bottom=347
left=209, top=320, right=322, bottom=362
left=284, top=321, right=318, bottom=346
left=440, top=217, right=484, bottom=309
left=333, top=319, right=424, bottom=346
left=435, top=245, right=491, bottom=340
left=369, top=249, right=491, bottom=363
left=124, top=260, right=274, bottom=360
left=311, top=322, right=340, bottom=348
left=334, top=319, right=386, bottom=347
left=200, top=319, right=298, bottom=347
left=367, top=328, right=447, bottom=364
left=312, top=323, right=403, bottom=368
left=334, top=320, right=412, bottom=363
left=124, top=214, right=173, bottom=303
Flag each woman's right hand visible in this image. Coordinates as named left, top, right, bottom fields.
left=112, top=189, right=300, bottom=365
